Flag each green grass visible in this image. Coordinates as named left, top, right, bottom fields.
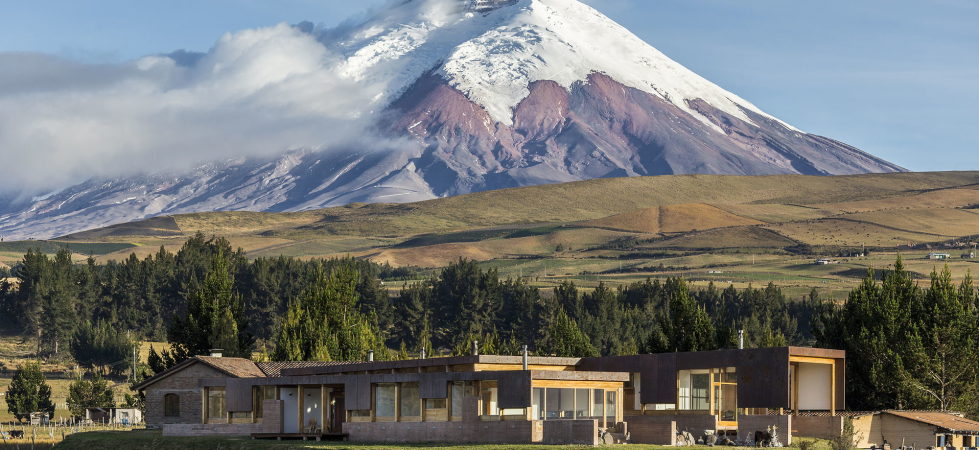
left=55, top=429, right=676, bottom=450
left=56, top=430, right=833, bottom=450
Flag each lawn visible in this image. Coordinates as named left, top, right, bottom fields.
left=55, top=429, right=771, bottom=449
left=55, top=430, right=830, bottom=449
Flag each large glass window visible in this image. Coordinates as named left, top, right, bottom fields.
left=375, top=384, right=397, bottom=419
left=532, top=388, right=544, bottom=420
left=678, top=370, right=710, bottom=410
left=400, top=383, right=421, bottom=419
left=480, top=381, right=499, bottom=417
left=592, top=389, right=604, bottom=418
left=207, top=388, right=227, bottom=422
left=544, top=388, right=576, bottom=419
left=450, top=382, right=467, bottom=420
left=605, top=390, right=618, bottom=421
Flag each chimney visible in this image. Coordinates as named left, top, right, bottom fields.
left=209, top=349, right=223, bottom=358
left=738, top=330, right=745, bottom=350
left=473, top=340, right=479, bottom=356
left=522, top=345, right=529, bottom=371
left=420, top=348, right=427, bottom=359
left=368, top=350, right=374, bottom=362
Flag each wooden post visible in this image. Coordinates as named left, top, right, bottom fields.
left=321, top=386, right=327, bottom=434
left=830, top=360, right=837, bottom=416
left=298, top=386, right=304, bottom=433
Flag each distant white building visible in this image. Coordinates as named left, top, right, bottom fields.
left=815, top=258, right=834, bottom=265
left=928, top=252, right=951, bottom=260
left=85, top=407, right=142, bottom=425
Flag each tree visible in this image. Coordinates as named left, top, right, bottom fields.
left=271, top=266, right=383, bottom=362
left=537, top=309, right=597, bottom=357
left=4, top=362, right=55, bottom=422
left=169, top=249, right=253, bottom=358
left=71, top=321, right=139, bottom=376
left=66, top=373, right=115, bottom=418
left=903, top=267, right=978, bottom=410
left=645, top=278, right=716, bottom=353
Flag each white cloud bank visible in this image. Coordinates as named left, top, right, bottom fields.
left=0, top=22, right=390, bottom=200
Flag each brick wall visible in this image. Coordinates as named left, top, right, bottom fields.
left=145, top=362, right=228, bottom=426
left=542, top=420, right=598, bottom=445
left=623, top=416, right=676, bottom=445
left=739, top=415, right=792, bottom=445
left=344, top=420, right=537, bottom=444
left=793, top=415, right=843, bottom=440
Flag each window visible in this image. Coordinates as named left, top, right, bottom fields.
left=400, top=383, right=421, bottom=419
left=163, top=394, right=180, bottom=417
left=532, top=388, right=544, bottom=420
left=424, top=398, right=448, bottom=422
left=480, top=381, right=499, bottom=417
left=450, top=382, right=467, bottom=420
left=678, top=370, right=710, bottom=410
left=592, top=389, right=605, bottom=418
left=253, top=387, right=264, bottom=419
left=605, top=390, right=617, bottom=421
left=545, top=388, right=575, bottom=419
left=206, top=388, right=227, bottom=422
left=375, top=384, right=397, bottom=420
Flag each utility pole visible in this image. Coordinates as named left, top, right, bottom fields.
left=132, top=340, right=137, bottom=383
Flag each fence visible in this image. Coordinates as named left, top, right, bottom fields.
left=0, top=417, right=143, bottom=448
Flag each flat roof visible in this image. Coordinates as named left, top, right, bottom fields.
left=281, top=355, right=582, bottom=377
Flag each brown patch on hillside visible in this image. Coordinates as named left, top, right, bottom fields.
left=581, top=203, right=762, bottom=234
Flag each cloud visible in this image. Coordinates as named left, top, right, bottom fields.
left=0, top=22, right=390, bottom=201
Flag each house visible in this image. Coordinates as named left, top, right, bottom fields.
left=134, top=347, right=845, bottom=445
left=815, top=259, right=834, bottom=265
left=84, top=407, right=142, bottom=425
left=852, top=410, right=979, bottom=449
left=929, top=253, right=951, bottom=260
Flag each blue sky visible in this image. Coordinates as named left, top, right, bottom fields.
left=1, top=0, right=977, bottom=172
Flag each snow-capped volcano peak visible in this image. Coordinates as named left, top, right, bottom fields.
left=334, top=0, right=790, bottom=130
left=0, top=0, right=904, bottom=240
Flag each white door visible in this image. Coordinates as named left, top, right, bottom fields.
left=280, top=387, right=299, bottom=433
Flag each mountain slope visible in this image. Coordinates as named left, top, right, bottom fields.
left=0, top=0, right=904, bottom=240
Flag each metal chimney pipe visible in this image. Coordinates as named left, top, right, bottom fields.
left=738, top=330, right=745, bottom=350
left=473, top=340, right=479, bottom=356
left=420, top=348, right=427, bottom=359
left=368, top=350, right=374, bottom=362
left=522, top=345, right=529, bottom=371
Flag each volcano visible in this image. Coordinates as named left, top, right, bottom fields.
left=0, top=0, right=903, bottom=240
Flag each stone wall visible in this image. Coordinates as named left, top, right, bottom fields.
left=261, top=400, right=283, bottom=434
left=541, top=419, right=598, bottom=445
left=793, top=415, right=842, bottom=440
left=344, top=420, right=538, bottom=444
left=623, top=416, right=676, bottom=445
left=145, top=362, right=227, bottom=426
left=739, top=415, right=792, bottom=445
left=162, top=423, right=264, bottom=437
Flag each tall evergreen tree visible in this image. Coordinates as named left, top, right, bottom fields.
left=169, top=249, right=253, bottom=358
left=537, top=309, right=597, bottom=357
left=904, top=267, right=978, bottom=410
left=4, top=361, right=55, bottom=422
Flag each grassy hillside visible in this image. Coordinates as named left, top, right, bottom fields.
left=0, top=171, right=974, bottom=297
